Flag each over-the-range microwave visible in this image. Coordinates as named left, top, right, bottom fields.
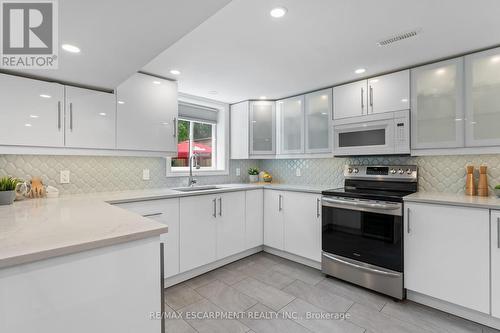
left=333, top=110, right=410, bottom=156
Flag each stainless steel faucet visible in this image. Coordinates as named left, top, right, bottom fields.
left=188, top=153, right=200, bottom=187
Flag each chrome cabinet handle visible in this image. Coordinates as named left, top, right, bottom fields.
left=497, top=217, right=500, bottom=249
left=173, top=117, right=177, bottom=137
left=407, top=208, right=411, bottom=234
left=213, top=198, right=217, bottom=217
left=316, top=198, right=320, bottom=218
left=360, top=87, right=364, bottom=112
left=369, top=86, right=373, bottom=112
left=57, top=101, right=61, bottom=130
left=218, top=197, right=222, bottom=216
left=69, top=102, right=73, bottom=131
left=278, top=194, right=283, bottom=211
left=142, top=212, right=163, bottom=218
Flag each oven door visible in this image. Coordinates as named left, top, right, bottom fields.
left=321, top=196, right=403, bottom=272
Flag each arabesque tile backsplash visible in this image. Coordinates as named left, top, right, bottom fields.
left=1, top=154, right=499, bottom=195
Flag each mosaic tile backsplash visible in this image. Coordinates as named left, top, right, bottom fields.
left=260, top=154, right=500, bottom=194
left=0, top=155, right=257, bottom=195
left=1, top=154, right=499, bottom=195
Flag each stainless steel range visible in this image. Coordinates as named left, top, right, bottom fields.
left=321, top=165, right=418, bottom=299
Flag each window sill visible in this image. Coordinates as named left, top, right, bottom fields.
left=165, top=169, right=229, bottom=178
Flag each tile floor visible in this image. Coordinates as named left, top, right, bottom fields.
left=164, top=252, right=499, bottom=333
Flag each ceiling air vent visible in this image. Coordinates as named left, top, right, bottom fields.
left=377, top=29, right=421, bottom=47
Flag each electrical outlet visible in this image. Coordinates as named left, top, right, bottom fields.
left=60, top=170, right=70, bottom=184
left=142, top=169, right=150, bottom=181
left=236, top=168, right=241, bottom=176
left=296, top=168, right=301, bottom=177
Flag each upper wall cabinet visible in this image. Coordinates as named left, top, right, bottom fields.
left=65, top=86, right=116, bottom=149
left=465, top=47, right=500, bottom=147
left=411, top=58, right=465, bottom=150
left=333, top=70, right=409, bottom=120
left=230, top=101, right=249, bottom=159
left=277, top=95, right=305, bottom=154
left=116, top=73, right=178, bottom=153
left=368, top=70, right=409, bottom=114
left=333, top=80, right=367, bottom=119
left=0, top=74, right=65, bottom=147
left=249, top=101, right=276, bottom=155
left=305, top=88, right=333, bottom=153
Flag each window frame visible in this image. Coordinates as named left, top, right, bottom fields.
left=166, top=93, right=229, bottom=177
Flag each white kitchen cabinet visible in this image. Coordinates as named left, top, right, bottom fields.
left=263, top=190, right=284, bottom=250
left=116, top=73, right=178, bottom=153
left=465, top=47, right=500, bottom=147
left=65, top=86, right=116, bottom=149
left=404, top=202, right=490, bottom=313
left=411, top=58, right=465, bottom=149
left=0, top=73, right=64, bottom=147
left=333, top=80, right=367, bottom=119
left=278, top=95, right=305, bottom=154
left=180, top=195, right=217, bottom=272
left=245, top=189, right=264, bottom=249
left=230, top=101, right=249, bottom=159
left=305, top=89, right=333, bottom=153
left=368, top=70, right=409, bottom=114
left=283, top=192, right=321, bottom=262
left=249, top=101, right=276, bottom=155
left=216, top=191, right=246, bottom=258
left=492, top=210, right=500, bottom=319
left=113, top=199, right=180, bottom=278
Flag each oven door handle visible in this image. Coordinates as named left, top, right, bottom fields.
left=322, top=253, right=401, bottom=278
left=321, top=197, right=400, bottom=210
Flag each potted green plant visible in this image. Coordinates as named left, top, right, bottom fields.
left=495, top=185, right=500, bottom=198
left=248, top=167, right=259, bottom=183
left=0, top=176, right=21, bottom=205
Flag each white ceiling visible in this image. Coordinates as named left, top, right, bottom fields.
left=8, top=0, right=232, bottom=90
left=143, top=0, right=500, bottom=103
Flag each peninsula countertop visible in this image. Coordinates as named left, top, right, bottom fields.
left=0, top=183, right=327, bottom=269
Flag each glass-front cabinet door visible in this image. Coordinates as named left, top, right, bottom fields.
left=249, top=101, right=275, bottom=155
left=411, top=58, right=464, bottom=149
left=465, top=47, right=500, bottom=147
left=305, top=88, right=332, bottom=153
left=278, top=95, right=304, bottom=154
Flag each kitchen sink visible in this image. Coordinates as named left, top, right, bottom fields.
left=172, top=185, right=221, bottom=192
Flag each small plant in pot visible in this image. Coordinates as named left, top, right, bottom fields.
left=248, top=167, right=260, bottom=183
left=495, top=185, right=500, bottom=198
left=0, top=177, right=21, bottom=205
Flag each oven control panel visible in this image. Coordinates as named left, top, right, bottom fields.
left=344, top=165, right=417, bottom=181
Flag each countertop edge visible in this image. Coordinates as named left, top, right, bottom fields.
left=404, top=194, right=500, bottom=210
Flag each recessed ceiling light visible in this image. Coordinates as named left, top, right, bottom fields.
left=270, top=7, right=287, bottom=18
left=24, top=123, right=32, bottom=127
left=321, top=112, right=328, bottom=115
left=436, top=68, right=446, bottom=75
left=491, top=56, right=500, bottom=63
left=98, top=112, right=107, bottom=116
left=259, top=96, right=267, bottom=100
left=370, top=79, right=379, bottom=83
left=401, top=98, right=408, bottom=103
left=355, top=68, right=366, bottom=74
left=153, top=81, right=161, bottom=85
left=170, top=69, right=181, bottom=75
left=61, top=44, right=80, bottom=53
left=39, top=94, right=51, bottom=98
left=208, top=91, right=218, bottom=95
left=117, top=100, right=125, bottom=104
left=30, top=115, right=39, bottom=118
left=321, top=95, right=328, bottom=100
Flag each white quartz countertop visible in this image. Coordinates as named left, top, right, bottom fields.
left=0, top=183, right=326, bottom=269
left=404, top=192, right=500, bottom=210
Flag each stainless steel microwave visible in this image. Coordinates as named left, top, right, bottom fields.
left=333, top=110, right=410, bottom=156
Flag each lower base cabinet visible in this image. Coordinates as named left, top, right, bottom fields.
left=492, top=210, right=500, bottom=319
left=245, top=189, right=264, bottom=248
left=114, top=199, right=179, bottom=278
left=404, top=202, right=490, bottom=313
left=264, top=189, right=322, bottom=262
left=216, top=191, right=246, bottom=259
